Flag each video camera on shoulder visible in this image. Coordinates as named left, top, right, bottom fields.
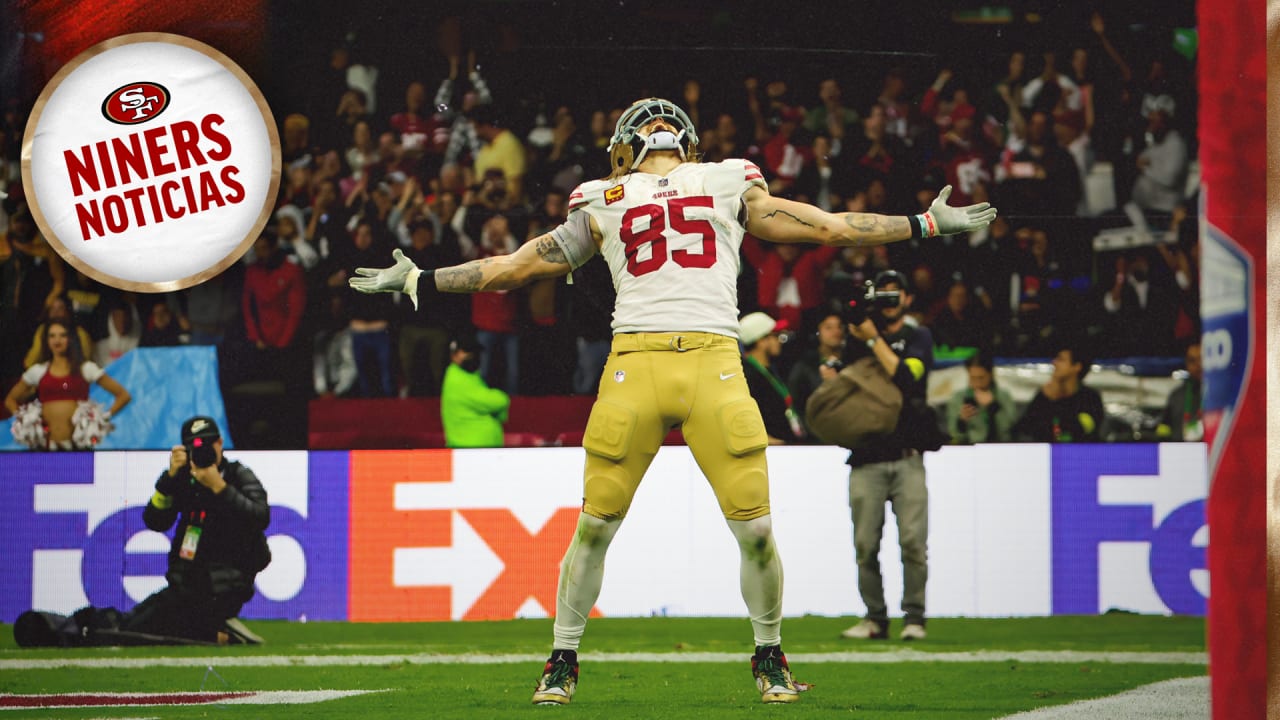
left=842, top=279, right=901, bottom=326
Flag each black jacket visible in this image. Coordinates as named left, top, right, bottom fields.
left=145, top=459, right=271, bottom=589
left=1012, top=386, right=1105, bottom=443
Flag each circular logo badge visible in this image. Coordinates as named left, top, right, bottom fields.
left=22, top=33, right=280, bottom=291
left=101, top=82, right=172, bottom=125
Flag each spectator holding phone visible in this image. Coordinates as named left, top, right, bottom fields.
left=945, top=351, right=1017, bottom=444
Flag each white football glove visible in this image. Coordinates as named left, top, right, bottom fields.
left=921, top=185, right=998, bottom=237
left=349, top=248, right=424, bottom=309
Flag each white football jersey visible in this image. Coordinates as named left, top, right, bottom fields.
left=566, top=159, right=766, bottom=337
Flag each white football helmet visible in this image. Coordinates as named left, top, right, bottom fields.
left=607, top=98, right=700, bottom=174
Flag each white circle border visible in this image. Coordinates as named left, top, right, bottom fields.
left=21, top=32, right=282, bottom=293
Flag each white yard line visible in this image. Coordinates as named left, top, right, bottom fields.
left=996, top=676, right=1209, bottom=720
left=219, top=690, right=385, bottom=705
left=0, top=649, right=1205, bottom=671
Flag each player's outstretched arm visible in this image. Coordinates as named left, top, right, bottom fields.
left=742, top=184, right=996, bottom=247
left=348, top=234, right=573, bottom=309
left=435, top=234, right=574, bottom=292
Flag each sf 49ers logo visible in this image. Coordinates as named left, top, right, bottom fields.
left=101, top=82, right=170, bottom=125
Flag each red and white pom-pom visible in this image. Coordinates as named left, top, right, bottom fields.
left=71, top=401, right=115, bottom=450
left=11, top=401, right=48, bottom=450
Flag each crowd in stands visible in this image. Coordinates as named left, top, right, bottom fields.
left=0, top=10, right=1200, bottom=446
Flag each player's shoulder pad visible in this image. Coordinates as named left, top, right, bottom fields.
left=701, top=158, right=767, bottom=196
left=568, top=179, right=613, bottom=213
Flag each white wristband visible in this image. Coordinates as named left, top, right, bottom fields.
left=405, top=267, right=423, bottom=310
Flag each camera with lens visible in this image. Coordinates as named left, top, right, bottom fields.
left=842, top=280, right=901, bottom=326
left=186, top=437, right=218, bottom=469
left=180, top=416, right=222, bottom=472
left=821, top=357, right=845, bottom=372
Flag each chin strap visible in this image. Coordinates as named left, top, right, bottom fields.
left=631, top=129, right=687, bottom=169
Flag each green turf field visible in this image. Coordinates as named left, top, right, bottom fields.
left=0, top=615, right=1206, bottom=719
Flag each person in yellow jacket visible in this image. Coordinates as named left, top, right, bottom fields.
left=441, top=335, right=510, bottom=448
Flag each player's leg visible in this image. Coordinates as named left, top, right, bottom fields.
left=682, top=341, right=799, bottom=703
left=551, top=512, right=622, bottom=651
left=532, top=511, right=622, bottom=704
left=889, top=453, right=928, bottom=639
left=681, top=342, right=775, bottom=641
left=535, top=346, right=668, bottom=705
left=554, top=349, right=668, bottom=645
left=844, top=461, right=892, bottom=639
left=726, top=515, right=784, bottom=645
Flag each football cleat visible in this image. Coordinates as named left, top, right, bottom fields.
left=532, top=650, right=579, bottom=705
left=751, top=645, right=801, bottom=704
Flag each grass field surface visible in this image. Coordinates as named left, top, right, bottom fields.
left=0, top=615, right=1206, bottom=719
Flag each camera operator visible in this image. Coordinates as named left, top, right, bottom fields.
left=839, top=270, right=943, bottom=642
left=127, top=416, right=271, bottom=643
left=14, top=416, right=271, bottom=647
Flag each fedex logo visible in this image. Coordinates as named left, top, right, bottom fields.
left=0, top=452, right=348, bottom=622
left=1051, top=444, right=1207, bottom=615
left=348, top=450, right=591, bottom=621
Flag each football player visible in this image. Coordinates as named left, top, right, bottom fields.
left=350, top=98, right=997, bottom=705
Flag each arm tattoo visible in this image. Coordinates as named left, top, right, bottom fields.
left=435, top=263, right=485, bottom=292
left=534, top=235, right=569, bottom=265
left=760, top=208, right=817, bottom=228
left=841, top=214, right=910, bottom=242
left=844, top=214, right=881, bottom=233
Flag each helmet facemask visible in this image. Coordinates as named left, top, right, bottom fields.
left=607, top=98, right=700, bottom=177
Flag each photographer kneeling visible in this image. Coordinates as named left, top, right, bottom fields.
left=15, top=416, right=271, bottom=647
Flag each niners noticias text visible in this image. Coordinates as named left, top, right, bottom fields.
left=61, top=113, right=246, bottom=241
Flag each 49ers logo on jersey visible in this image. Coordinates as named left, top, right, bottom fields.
left=604, top=184, right=625, bottom=205
left=101, top=82, right=171, bottom=125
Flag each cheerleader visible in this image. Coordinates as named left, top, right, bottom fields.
left=5, top=319, right=131, bottom=449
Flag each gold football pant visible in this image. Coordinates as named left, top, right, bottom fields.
left=580, top=332, right=771, bottom=521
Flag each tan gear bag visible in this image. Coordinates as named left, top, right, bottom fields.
left=804, top=356, right=903, bottom=449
